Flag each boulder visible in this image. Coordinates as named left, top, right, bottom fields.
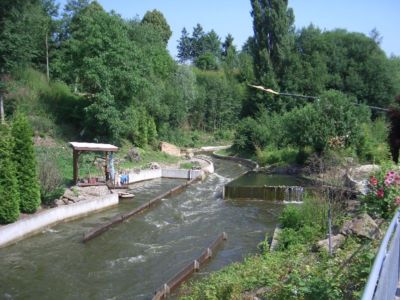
left=345, top=164, right=380, bottom=195
left=316, top=234, right=346, bottom=252
left=125, top=147, right=141, bottom=162
left=341, top=213, right=381, bottom=239
left=344, top=200, right=361, bottom=214
left=148, top=162, right=161, bottom=169
left=54, top=199, right=65, bottom=207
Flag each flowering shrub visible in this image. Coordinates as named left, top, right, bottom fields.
left=362, top=169, right=400, bottom=219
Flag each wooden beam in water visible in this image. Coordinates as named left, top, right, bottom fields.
left=82, top=176, right=202, bottom=243
left=152, top=232, right=228, bottom=300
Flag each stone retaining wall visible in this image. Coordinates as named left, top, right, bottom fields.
left=0, top=194, right=119, bottom=248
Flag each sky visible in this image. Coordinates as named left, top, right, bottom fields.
left=56, top=0, right=400, bottom=58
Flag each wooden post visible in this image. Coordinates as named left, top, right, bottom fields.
left=45, top=33, right=50, bottom=82
left=104, top=151, right=109, bottom=181
left=0, top=93, right=4, bottom=124
left=73, top=150, right=80, bottom=184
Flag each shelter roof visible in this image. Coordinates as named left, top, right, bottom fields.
left=69, top=142, right=118, bottom=152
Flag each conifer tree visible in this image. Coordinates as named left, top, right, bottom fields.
left=11, top=113, right=40, bottom=213
left=0, top=124, right=20, bottom=223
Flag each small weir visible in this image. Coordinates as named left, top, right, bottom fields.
left=224, top=185, right=305, bottom=201
left=224, top=172, right=309, bottom=201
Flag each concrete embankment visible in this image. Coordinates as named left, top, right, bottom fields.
left=124, top=156, right=213, bottom=184
left=0, top=194, right=119, bottom=248
left=212, top=151, right=259, bottom=170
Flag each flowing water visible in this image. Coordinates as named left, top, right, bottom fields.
left=0, top=158, right=284, bottom=300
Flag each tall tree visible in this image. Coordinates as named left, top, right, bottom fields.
left=11, top=113, right=41, bottom=213
left=246, top=0, right=298, bottom=114
left=201, top=30, right=222, bottom=58
left=177, top=27, right=192, bottom=63
left=250, top=0, right=294, bottom=85
left=222, top=34, right=236, bottom=57
left=191, top=24, right=206, bottom=59
left=0, top=124, right=20, bottom=224
left=141, top=9, right=172, bottom=45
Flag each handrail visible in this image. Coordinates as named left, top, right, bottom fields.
left=361, top=209, right=400, bottom=300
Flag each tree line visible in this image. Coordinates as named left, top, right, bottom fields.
left=0, top=0, right=399, bottom=207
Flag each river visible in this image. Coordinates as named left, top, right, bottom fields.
left=0, top=157, right=284, bottom=299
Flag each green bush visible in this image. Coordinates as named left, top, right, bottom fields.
left=37, top=157, right=65, bottom=205
left=12, top=113, right=41, bottom=213
left=256, top=147, right=298, bottom=166
left=0, top=124, right=20, bottom=223
left=356, top=118, right=391, bottom=163
left=279, top=205, right=304, bottom=230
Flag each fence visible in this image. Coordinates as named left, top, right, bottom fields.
left=82, top=176, right=202, bottom=242
left=362, top=209, right=400, bottom=300
left=152, top=232, right=228, bottom=300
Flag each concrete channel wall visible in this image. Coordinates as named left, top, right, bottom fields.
left=126, top=169, right=204, bottom=183
left=212, top=152, right=259, bottom=170
left=127, top=156, right=213, bottom=184
left=0, top=194, right=119, bottom=248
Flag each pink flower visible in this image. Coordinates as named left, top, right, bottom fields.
left=395, top=175, right=400, bottom=185
left=395, top=197, right=400, bottom=206
left=376, top=188, right=385, bottom=199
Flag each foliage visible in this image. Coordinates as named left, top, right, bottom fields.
left=0, top=124, right=20, bottom=224
left=179, top=161, right=201, bottom=170
left=11, top=113, right=41, bottom=213
left=362, top=166, right=400, bottom=219
left=141, top=9, right=172, bottom=45
left=256, top=147, right=300, bottom=166
left=356, top=118, right=391, bottom=164
left=235, top=90, right=373, bottom=162
left=0, top=0, right=55, bottom=73
left=37, top=154, right=64, bottom=205
left=177, top=24, right=222, bottom=67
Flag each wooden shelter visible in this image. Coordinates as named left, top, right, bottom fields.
left=69, top=142, right=118, bottom=185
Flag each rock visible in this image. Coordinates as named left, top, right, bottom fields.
left=341, top=213, right=381, bottom=239
left=125, top=147, right=141, bottom=162
left=148, top=162, right=161, bottom=169
left=54, top=199, right=65, bottom=207
left=316, top=234, right=346, bottom=252
left=345, top=164, right=381, bottom=195
left=344, top=200, right=361, bottom=214
left=185, top=152, right=194, bottom=159
left=242, top=287, right=269, bottom=300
